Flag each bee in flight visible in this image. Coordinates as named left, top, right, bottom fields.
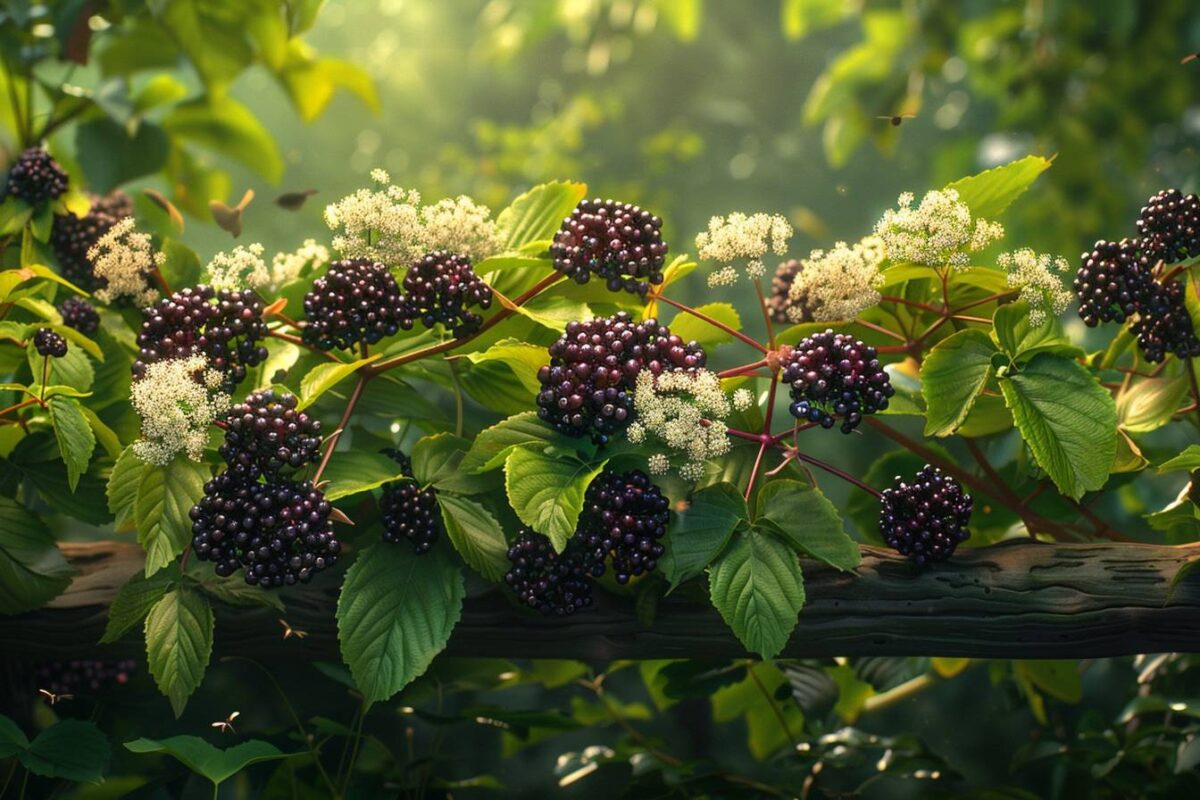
left=877, top=113, right=917, bottom=127
left=37, top=688, right=72, bottom=705
left=279, top=619, right=308, bottom=640
left=212, top=711, right=240, bottom=734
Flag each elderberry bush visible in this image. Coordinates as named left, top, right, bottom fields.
left=379, top=449, right=442, bottom=554
left=879, top=465, right=973, bottom=565
left=550, top=198, right=668, bottom=296
left=782, top=329, right=893, bottom=432
left=1136, top=188, right=1200, bottom=264
left=32, top=328, right=67, bottom=358
left=504, top=529, right=594, bottom=615
left=399, top=251, right=493, bottom=337
left=57, top=297, right=100, bottom=335
left=302, top=257, right=406, bottom=351
left=4, top=146, right=68, bottom=206
left=575, top=469, right=669, bottom=583
left=219, top=390, right=322, bottom=479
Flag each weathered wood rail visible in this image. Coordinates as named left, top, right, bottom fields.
left=3, top=539, right=1199, bottom=661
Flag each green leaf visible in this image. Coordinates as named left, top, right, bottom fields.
left=755, top=480, right=860, bottom=571
left=21, top=720, right=110, bottom=784
left=101, top=570, right=173, bottom=644
left=667, top=303, right=742, bottom=348
left=1013, top=660, right=1083, bottom=704
left=827, top=664, right=875, bottom=723
left=337, top=544, right=464, bottom=705
left=0, top=497, right=73, bottom=614
left=107, top=446, right=145, bottom=525
left=992, top=302, right=1082, bottom=362
left=782, top=0, right=854, bottom=39
left=461, top=339, right=546, bottom=395
left=125, top=736, right=295, bottom=787
left=708, top=530, right=806, bottom=659
left=320, top=450, right=408, bottom=502
left=1158, top=445, right=1200, bottom=473
left=135, top=458, right=210, bottom=577
left=411, top=433, right=486, bottom=494
left=943, top=155, right=1052, bottom=219
left=196, top=574, right=285, bottom=613
left=48, top=395, right=95, bottom=491
left=144, top=587, right=214, bottom=717
left=75, top=118, right=169, bottom=192
left=662, top=482, right=747, bottom=589
left=163, top=97, right=284, bottom=182
left=496, top=181, right=587, bottom=252
left=438, top=493, right=509, bottom=581
left=79, top=405, right=122, bottom=460
left=999, top=354, right=1117, bottom=500
left=0, top=714, right=29, bottom=757
left=298, top=356, right=377, bottom=409
left=1118, top=373, right=1189, bottom=434
left=920, top=329, right=997, bottom=437
left=460, top=412, right=572, bottom=473
left=504, top=448, right=607, bottom=551
left=29, top=340, right=93, bottom=392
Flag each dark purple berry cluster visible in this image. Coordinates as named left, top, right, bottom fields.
left=5, top=147, right=68, bottom=206
left=57, top=297, right=99, bottom=335
left=575, top=470, right=669, bottom=584
left=550, top=199, right=668, bottom=296
left=768, top=258, right=807, bottom=325
left=1130, top=279, right=1200, bottom=362
left=399, top=251, right=493, bottom=337
left=190, top=471, right=341, bottom=588
left=32, top=327, right=67, bottom=358
left=504, top=529, right=594, bottom=615
left=879, top=465, right=973, bottom=565
left=1136, top=188, right=1200, bottom=265
left=51, top=192, right=133, bottom=290
left=302, top=258, right=406, bottom=351
left=132, top=285, right=269, bottom=392
left=379, top=448, right=441, bottom=554
left=782, top=329, right=894, bottom=433
left=1074, top=239, right=1155, bottom=326
left=536, top=312, right=706, bottom=443
left=32, top=659, right=137, bottom=697
left=219, top=390, right=322, bottom=479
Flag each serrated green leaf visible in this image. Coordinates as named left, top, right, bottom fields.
left=163, top=96, right=284, bottom=182
left=943, top=155, right=1052, bottom=219
left=460, top=412, right=572, bottom=474
left=196, top=574, right=285, bottom=612
left=461, top=339, right=546, bottom=395
left=145, top=586, right=213, bottom=716
left=336, top=544, right=464, bottom=705
left=125, top=736, right=295, bottom=787
left=504, top=448, right=607, bottom=551
left=48, top=395, right=95, bottom=491
left=107, top=446, right=145, bottom=525
left=438, top=493, right=509, bottom=581
left=298, top=356, right=376, bottom=409
left=497, top=181, right=587, bottom=251
left=0, top=497, right=73, bottom=614
left=411, top=432, right=487, bottom=494
left=21, top=720, right=110, bottom=784
left=135, top=458, right=210, bottom=576
left=667, top=302, right=743, bottom=349
left=756, top=480, right=860, bottom=571
left=708, top=530, right=806, bottom=659
left=921, top=329, right=997, bottom=437
left=79, top=405, right=122, bottom=459
left=28, top=340, right=93, bottom=392
left=992, top=301, right=1082, bottom=362
left=1158, top=445, right=1200, bottom=474
left=101, top=569, right=173, bottom=644
left=320, top=450, right=408, bottom=502
left=662, top=482, right=746, bottom=589
left=1118, top=373, right=1189, bottom=434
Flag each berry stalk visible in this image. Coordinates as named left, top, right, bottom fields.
left=313, top=373, right=370, bottom=484
left=656, top=294, right=768, bottom=353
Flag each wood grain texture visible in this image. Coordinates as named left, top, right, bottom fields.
left=3, top=539, right=1199, bottom=661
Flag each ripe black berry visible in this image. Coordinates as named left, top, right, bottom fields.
left=57, top=297, right=100, bottom=335
left=768, top=258, right=807, bottom=324
left=1074, top=239, right=1155, bottom=326
left=379, top=448, right=441, bottom=554
left=5, top=147, right=68, bottom=206
left=190, top=472, right=341, bottom=588
left=132, top=285, right=269, bottom=392
left=399, top=251, right=493, bottom=337
left=535, top=312, right=706, bottom=443
left=219, top=390, right=322, bottom=479
left=550, top=199, right=668, bottom=296
left=782, top=329, right=893, bottom=433
left=50, top=192, right=133, bottom=290
left=1136, top=189, right=1200, bottom=265
left=575, top=470, right=669, bottom=583
left=32, top=659, right=137, bottom=697
left=504, top=529, right=593, bottom=615
left=879, top=465, right=973, bottom=565
left=32, top=327, right=67, bottom=358
left=1129, top=278, right=1200, bottom=363
left=302, top=258, right=406, bottom=351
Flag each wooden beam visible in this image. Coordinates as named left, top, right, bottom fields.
left=3, top=539, right=1200, bottom=661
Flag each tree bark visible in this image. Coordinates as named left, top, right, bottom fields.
left=3, top=539, right=1200, bottom=661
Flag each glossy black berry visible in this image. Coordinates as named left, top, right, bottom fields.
left=535, top=312, right=706, bottom=444
left=219, top=390, right=322, bottom=479
left=768, top=258, right=807, bottom=325
left=1074, top=239, right=1155, bottom=326
left=1136, top=189, right=1200, bottom=265
left=879, top=465, right=973, bottom=565
left=132, top=285, right=269, bottom=392
left=504, top=529, right=594, bottom=615
left=190, top=472, right=341, bottom=588
left=32, top=327, right=67, bottom=358
left=32, top=659, right=137, bottom=697
left=57, top=297, right=100, bottom=335
left=50, top=192, right=133, bottom=290
left=302, top=258, right=405, bottom=351
left=550, top=198, right=668, bottom=297
left=379, top=448, right=441, bottom=554
left=1129, top=278, right=1200, bottom=363
left=575, top=470, right=669, bottom=584
left=5, top=147, right=67, bottom=206
left=782, top=329, right=893, bottom=433
left=399, top=251, right=493, bottom=337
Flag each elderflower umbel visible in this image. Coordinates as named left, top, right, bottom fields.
left=205, top=243, right=268, bottom=291
left=997, top=248, right=1072, bottom=326
left=874, top=189, right=1004, bottom=269
left=130, top=355, right=231, bottom=466
left=324, top=170, right=424, bottom=266
left=271, top=239, right=330, bottom=289
left=732, top=387, right=754, bottom=411
left=696, top=212, right=793, bottom=287
left=626, top=369, right=733, bottom=481
left=89, top=217, right=163, bottom=306
left=787, top=236, right=886, bottom=322
left=420, top=196, right=503, bottom=260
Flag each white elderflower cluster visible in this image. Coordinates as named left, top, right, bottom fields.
left=130, top=355, right=231, bottom=466
left=89, top=217, right=163, bottom=306
left=324, top=169, right=424, bottom=265
left=420, top=196, right=503, bottom=260
left=626, top=369, right=733, bottom=481
left=873, top=189, right=1004, bottom=268
left=271, top=239, right=330, bottom=289
left=696, top=212, right=793, bottom=287
left=998, top=248, right=1073, bottom=326
left=787, top=236, right=886, bottom=322
left=205, top=243, right=268, bottom=291
left=732, top=387, right=754, bottom=411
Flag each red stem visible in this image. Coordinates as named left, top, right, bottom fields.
left=879, top=294, right=943, bottom=315
left=855, top=318, right=907, bottom=342
left=657, top=295, right=768, bottom=354
left=793, top=451, right=882, bottom=498
left=312, top=374, right=370, bottom=483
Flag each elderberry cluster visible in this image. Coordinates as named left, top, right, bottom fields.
left=536, top=311, right=706, bottom=443
left=32, top=659, right=137, bottom=697
left=1136, top=189, right=1200, bottom=264
left=550, top=199, right=668, bottom=297
left=399, top=251, right=493, bottom=337
left=132, top=285, right=269, bottom=391
left=33, top=327, right=67, bottom=358
left=504, top=530, right=594, bottom=615
left=57, top=297, right=99, bottom=335
left=575, top=470, right=669, bottom=584
left=302, top=258, right=406, bottom=351
left=879, top=465, right=973, bottom=565
left=5, top=147, right=68, bottom=206
left=1074, top=239, right=1154, bottom=326
left=219, top=390, right=322, bottom=479
left=768, top=258, right=806, bottom=324
left=51, top=192, right=133, bottom=290
left=190, top=471, right=340, bottom=588
left=379, top=449, right=442, bottom=554
left=782, top=329, right=893, bottom=433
